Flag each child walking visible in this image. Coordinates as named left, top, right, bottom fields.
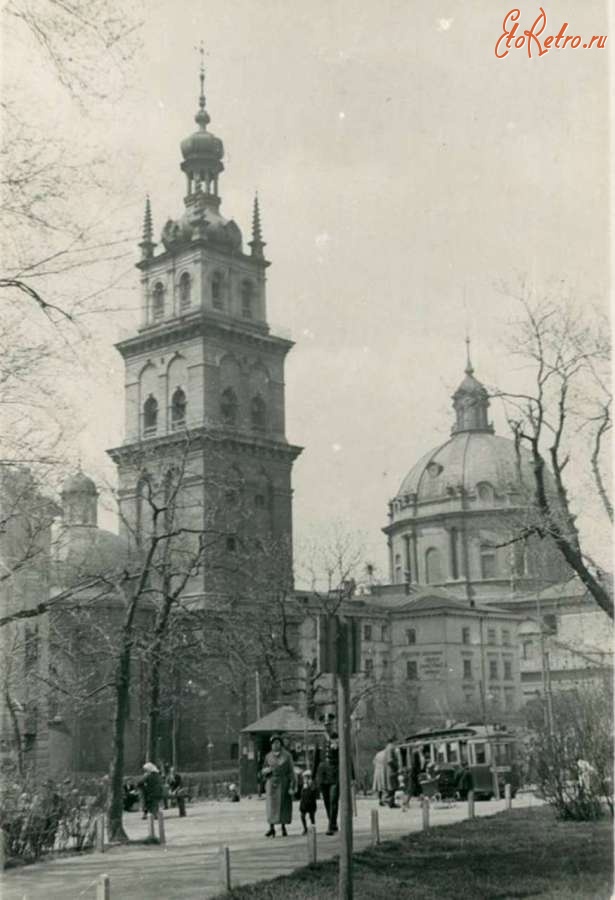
left=299, top=770, right=318, bottom=834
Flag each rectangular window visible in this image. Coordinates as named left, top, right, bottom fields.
left=489, top=659, right=498, bottom=680
left=487, top=628, right=496, bottom=645
left=462, top=626, right=471, bottom=645
left=406, top=628, right=416, bottom=645
left=230, top=742, right=239, bottom=761
left=406, top=660, right=418, bottom=680
left=381, top=625, right=389, bottom=642
left=522, top=640, right=534, bottom=660
left=504, top=660, right=513, bottom=681
left=382, top=658, right=389, bottom=677
left=474, top=742, right=487, bottom=765
left=542, top=613, right=558, bottom=634
left=363, top=624, right=372, bottom=641
left=502, top=629, right=510, bottom=646
left=365, top=658, right=374, bottom=677
left=504, top=691, right=515, bottom=712
left=463, top=658, right=472, bottom=680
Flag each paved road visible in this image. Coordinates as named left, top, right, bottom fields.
left=1, top=793, right=542, bottom=900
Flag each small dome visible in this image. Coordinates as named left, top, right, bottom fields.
left=54, top=525, right=133, bottom=586
left=61, top=471, right=98, bottom=496
left=180, top=128, right=224, bottom=164
left=161, top=207, right=242, bottom=253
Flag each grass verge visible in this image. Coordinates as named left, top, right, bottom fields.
left=214, top=806, right=613, bottom=899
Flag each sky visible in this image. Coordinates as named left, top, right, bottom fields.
left=3, top=0, right=611, bottom=573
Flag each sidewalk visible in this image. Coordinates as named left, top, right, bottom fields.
left=1, top=793, right=541, bottom=900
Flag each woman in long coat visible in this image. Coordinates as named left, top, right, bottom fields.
left=261, top=735, right=296, bottom=837
left=372, top=749, right=386, bottom=805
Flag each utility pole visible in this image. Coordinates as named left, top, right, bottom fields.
left=255, top=670, right=262, bottom=720
left=338, top=668, right=353, bottom=900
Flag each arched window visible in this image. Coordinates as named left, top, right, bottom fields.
left=476, top=482, right=495, bottom=504
left=251, top=394, right=266, bottom=430
left=480, top=542, right=497, bottom=579
left=211, top=272, right=223, bottom=309
left=143, top=395, right=158, bottom=434
left=179, top=272, right=191, bottom=310
left=171, top=387, right=187, bottom=429
left=220, top=387, right=238, bottom=425
left=513, top=540, right=527, bottom=577
left=394, top=553, right=402, bottom=584
left=425, top=547, right=443, bottom=584
left=152, top=283, right=165, bottom=321
left=241, top=281, right=254, bottom=319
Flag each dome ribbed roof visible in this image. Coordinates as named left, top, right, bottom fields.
left=396, top=431, right=537, bottom=504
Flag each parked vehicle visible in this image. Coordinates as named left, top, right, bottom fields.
left=399, top=722, right=520, bottom=800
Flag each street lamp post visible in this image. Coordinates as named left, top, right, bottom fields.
left=207, top=739, right=214, bottom=796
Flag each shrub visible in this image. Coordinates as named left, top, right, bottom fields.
left=1, top=776, right=108, bottom=864
left=527, top=679, right=613, bottom=821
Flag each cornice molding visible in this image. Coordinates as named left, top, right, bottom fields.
left=117, top=313, right=293, bottom=359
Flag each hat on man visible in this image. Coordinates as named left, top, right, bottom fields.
left=143, top=762, right=159, bottom=773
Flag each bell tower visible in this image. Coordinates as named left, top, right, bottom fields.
left=108, top=61, right=302, bottom=590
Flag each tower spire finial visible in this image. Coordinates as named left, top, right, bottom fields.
left=194, top=42, right=210, bottom=128
left=249, top=191, right=266, bottom=259
left=139, top=194, right=155, bottom=260
left=465, top=335, right=474, bottom=376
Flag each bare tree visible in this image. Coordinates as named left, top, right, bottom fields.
left=495, top=289, right=613, bottom=619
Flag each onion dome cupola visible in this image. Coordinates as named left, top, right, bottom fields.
left=159, top=53, right=243, bottom=256
left=451, top=339, right=494, bottom=435
left=180, top=55, right=225, bottom=210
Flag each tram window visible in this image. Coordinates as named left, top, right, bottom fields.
left=474, top=742, right=487, bottom=764
left=447, top=742, right=459, bottom=764
left=436, top=742, right=447, bottom=764
left=460, top=743, right=468, bottom=764
left=422, top=744, right=432, bottom=761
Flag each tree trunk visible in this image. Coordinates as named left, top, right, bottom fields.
left=107, top=637, right=132, bottom=842
left=147, top=647, right=162, bottom=764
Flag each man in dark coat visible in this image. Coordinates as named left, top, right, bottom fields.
left=455, top=762, right=473, bottom=800
left=138, top=763, right=164, bottom=819
left=316, top=734, right=339, bottom=835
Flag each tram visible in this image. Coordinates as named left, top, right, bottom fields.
left=398, top=723, right=521, bottom=800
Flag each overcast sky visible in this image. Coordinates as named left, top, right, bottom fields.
left=5, top=0, right=610, bottom=573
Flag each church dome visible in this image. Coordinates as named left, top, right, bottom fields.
left=55, top=525, right=132, bottom=586
left=396, top=431, right=536, bottom=506
left=61, top=471, right=98, bottom=497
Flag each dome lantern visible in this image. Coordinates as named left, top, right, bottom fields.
left=451, top=340, right=494, bottom=435
left=180, top=48, right=225, bottom=211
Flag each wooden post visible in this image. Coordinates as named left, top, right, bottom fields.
left=370, top=808, right=380, bottom=846
left=467, top=790, right=475, bottom=819
left=421, top=796, right=430, bottom=830
left=157, top=809, right=166, bottom=846
left=96, top=874, right=111, bottom=900
left=95, top=814, right=105, bottom=853
left=148, top=814, right=156, bottom=840
left=337, top=669, right=353, bottom=900
left=219, top=845, right=232, bottom=892
left=307, top=824, right=317, bottom=864
left=505, top=783, right=512, bottom=809
left=0, top=827, right=6, bottom=871
left=351, top=782, right=357, bottom=818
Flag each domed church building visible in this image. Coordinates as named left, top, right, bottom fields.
left=384, top=345, right=569, bottom=604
